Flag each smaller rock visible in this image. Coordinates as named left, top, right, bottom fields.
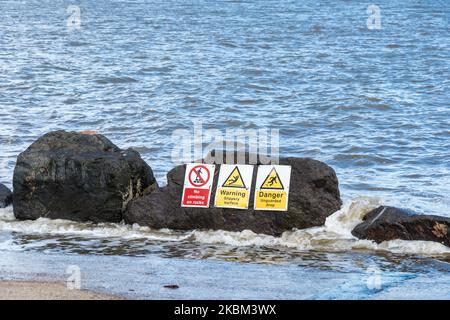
left=352, top=206, right=450, bottom=247
left=0, top=184, right=13, bottom=208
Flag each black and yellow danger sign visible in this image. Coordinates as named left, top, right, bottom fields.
left=254, top=165, right=291, bottom=211
left=222, top=166, right=246, bottom=188
left=215, top=164, right=254, bottom=210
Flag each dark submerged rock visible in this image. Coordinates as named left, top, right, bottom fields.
left=124, top=150, right=342, bottom=235
left=13, top=130, right=157, bottom=222
left=352, top=206, right=450, bottom=247
left=0, top=183, right=12, bottom=208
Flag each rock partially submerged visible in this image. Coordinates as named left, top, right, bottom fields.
left=0, top=183, right=12, bottom=208
left=13, top=130, right=157, bottom=222
left=124, top=150, right=342, bottom=235
left=352, top=206, right=450, bottom=247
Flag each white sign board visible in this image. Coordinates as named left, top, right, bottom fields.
left=181, top=163, right=215, bottom=208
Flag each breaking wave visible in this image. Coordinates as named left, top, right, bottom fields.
left=192, top=197, right=450, bottom=255
left=1, top=197, right=449, bottom=256
left=0, top=207, right=192, bottom=242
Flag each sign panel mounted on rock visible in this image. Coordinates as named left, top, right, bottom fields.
left=254, top=165, right=291, bottom=211
left=214, top=164, right=254, bottom=210
left=181, top=163, right=215, bottom=208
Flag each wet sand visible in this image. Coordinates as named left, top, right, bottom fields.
left=0, top=281, right=123, bottom=300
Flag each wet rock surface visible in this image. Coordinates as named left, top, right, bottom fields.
left=13, top=130, right=157, bottom=222
left=124, top=150, right=342, bottom=235
left=352, top=206, right=450, bottom=247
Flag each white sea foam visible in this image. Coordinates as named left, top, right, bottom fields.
left=192, top=197, right=450, bottom=255
left=1, top=197, right=449, bottom=256
left=0, top=206, right=192, bottom=242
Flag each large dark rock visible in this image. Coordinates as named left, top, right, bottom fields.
left=124, top=150, right=342, bottom=235
left=352, top=206, right=450, bottom=247
left=0, top=183, right=12, bottom=208
left=13, top=130, right=157, bottom=222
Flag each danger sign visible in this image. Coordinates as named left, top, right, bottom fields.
left=254, top=165, right=291, bottom=211
left=214, top=164, right=254, bottom=210
left=181, top=163, right=215, bottom=208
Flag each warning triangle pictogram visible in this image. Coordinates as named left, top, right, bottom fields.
left=260, top=168, right=284, bottom=190
left=222, top=166, right=246, bottom=188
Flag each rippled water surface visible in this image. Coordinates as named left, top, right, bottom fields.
left=0, top=0, right=449, bottom=215
left=0, top=0, right=449, bottom=299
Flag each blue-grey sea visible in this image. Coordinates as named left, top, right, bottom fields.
left=0, top=0, right=449, bottom=299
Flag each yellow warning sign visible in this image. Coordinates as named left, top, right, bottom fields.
left=254, top=165, right=291, bottom=211
left=215, top=188, right=250, bottom=208
left=214, top=165, right=254, bottom=210
left=260, top=168, right=284, bottom=190
left=222, top=166, right=246, bottom=188
left=255, top=190, right=287, bottom=209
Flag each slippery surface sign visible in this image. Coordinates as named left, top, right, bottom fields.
left=254, top=165, right=291, bottom=211
left=214, top=164, right=254, bottom=209
left=181, top=163, right=215, bottom=208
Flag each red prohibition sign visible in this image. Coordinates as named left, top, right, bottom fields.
left=188, top=165, right=210, bottom=187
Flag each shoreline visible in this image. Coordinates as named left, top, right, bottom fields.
left=0, top=280, right=124, bottom=300
left=1, top=245, right=450, bottom=299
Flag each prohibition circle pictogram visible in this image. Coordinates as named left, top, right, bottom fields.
left=188, top=165, right=211, bottom=187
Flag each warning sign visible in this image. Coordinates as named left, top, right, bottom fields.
left=254, top=165, right=291, bottom=211
left=181, top=163, right=215, bottom=208
left=214, top=164, right=254, bottom=210
left=260, top=167, right=284, bottom=190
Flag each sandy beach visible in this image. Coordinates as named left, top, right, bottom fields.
left=0, top=281, right=123, bottom=300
